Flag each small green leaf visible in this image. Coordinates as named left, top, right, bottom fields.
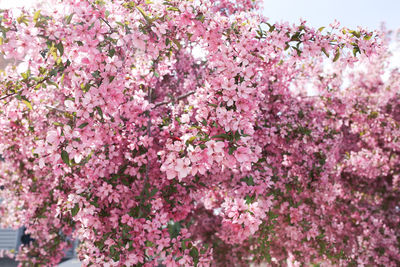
left=71, top=203, right=79, bottom=216
left=78, top=122, right=89, bottom=129
left=211, top=133, right=229, bottom=140
left=47, top=80, right=59, bottom=88
left=95, top=106, right=103, bottom=118
left=241, top=176, right=255, bottom=186
left=189, top=247, right=199, bottom=264
left=321, top=47, right=329, bottom=57
left=368, top=111, right=379, bottom=119
left=149, top=188, right=158, bottom=197
left=166, top=6, right=180, bottom=12
left=21, top=71, right=29, bottom=80
left=56, top=42, right=64, bottom=56
left=61, top=150, right=70, bottom=165
left=136, top=6, right=152, bottom=24
left=22, top=100, right=32, bottom=110
left=65, top=13, right=74, bottom=24
left=234, top=131, right=240, bottom=141
left=33, top=10, right=41, bottom=24
left=187, top=136, right=197, bottom=144
left=350, top=30, right=361, bottom=38
left=363, top=34, right=372, bottom=40
left=172, top=38, right=182, bottom=50
left=245, top=194, right=255, bottom=204
left=88, top=22, right=95, bottom=30
left=333, top=49, right=340, bottom=62
left=168, top=221, right=181, bottom=239
left=109, top=48, right=115, bottom=57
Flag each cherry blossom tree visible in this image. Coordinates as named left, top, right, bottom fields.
left=0, top=0, right=399, bottom=266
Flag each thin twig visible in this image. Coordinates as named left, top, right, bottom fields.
left=45, top=105, right=66, bottom=113
left=153, top=90, right=196, bottom=108
left=0, top=93, right=16, bottom=101
left=0, top=77, right=51, bottom=101
left=100, top=17, right=115, bottom=32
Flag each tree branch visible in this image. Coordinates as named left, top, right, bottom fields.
left=45, top=105, right=67, bottom=113
left=153, top=90, right=196, bottom=108
left=100, top=17, right=115, bottom=32
left=0, top=77, right=51, bottom=101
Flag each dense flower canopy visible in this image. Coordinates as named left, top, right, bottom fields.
left=0, top=0, right=399, bottom=266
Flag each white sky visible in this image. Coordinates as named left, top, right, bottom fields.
left=262, top=0, right=400, bottom=31
left=0, top=0, right=37, bottom=9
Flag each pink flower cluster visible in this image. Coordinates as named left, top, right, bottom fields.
left=0, top=0, right=399, bottom=266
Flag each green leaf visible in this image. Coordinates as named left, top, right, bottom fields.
left=110, top=245, right=120, bottom=261
left=189, top=247, right=199, bottom=265
left=145, top=240, right=154, bottom=247
left=95, top=106, right=103, bottom=118
left=78, top=122, right=89, bottom=129
left=234, top=131, right=240, bottom=141
left=321, top=47, right=329, bottom=57
left=61, top=150, right=70, bottom=165
left=47, top=80, right=59, bottom=88
left=71, top=203, right=79, bottom=216
left=166, top=6, right=180, bottom=12
left=363, top=34, right=372, bottom=40
left=149, top=188, right=158, bottom=197
left=65, top=13, right=74, bottom=24
left=368, top=111, right=379, bottom=119
left=136, top=6, right=152, bottom=24
left=241, top=176, right=255, bottom=186
left=172, top=38, right=182, bottom=50
left=21, top=71, right=30, bottom=80
left=245, top=194, right=255, bottom=204
left=109, top=48, right=115, bottom=57
left=168, top=221, right=181, bottom=239
left=88, top=22, right=95, bottom=30
left=333, top=49, right=340, bottom=62
left=352, top=45, right=360, bottom=57
left=22, top=100, right=32, bottom=110
left=187, top=136, right=197, bottom=144
left=56, top=42, right=64, bottom=56
left=211, top=133, right=229, bottom=140
left=349, top=30, right=361, bottom=38
left=33, top=10, right=41, bottom=24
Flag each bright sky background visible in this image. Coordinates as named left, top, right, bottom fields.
left=0, top=0, right=37, bottom=9
left=262, top=0, right=400, bottom=31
